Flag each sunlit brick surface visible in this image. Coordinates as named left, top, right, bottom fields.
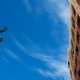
left=67, top=0, right=80, bottom=80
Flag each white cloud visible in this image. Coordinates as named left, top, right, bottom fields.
left=23, top=0, right=69, bottom=25
left=42, top=0, right=69, bottom=44
left=36, top=69, right=56, bottom=79
left=58, top=2, right=69, bottom=24
left=43, top=0, right=69, bottom=25
left=32, top=53, right=70, bottom=80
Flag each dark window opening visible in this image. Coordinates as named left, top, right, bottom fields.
left=72, top=30, right=75, bottom=41
left=68, top=61, right=70, bottom=67
left=72, top=42, right=74, bottom=50
left=74, top=69, right=76, bottom=76
left=72, top=17, right=75, bottom=28
left=79, top=36, right=80, bottom=43
left=72, top=50, right=74, bottom=59
left=77, top=32, right=79, bottom=43
left=77, top=16, right=80, bottom=27
left=78, top=70, right=80, bottom=77
left=77, top=0, right=80, bottom=4
left=75, top=58, right=78, bottom=67
left=76, top=47, right=79, bottom=56
left=72, top=6, right=76, bottom=16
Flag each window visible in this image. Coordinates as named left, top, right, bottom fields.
left=77, top=0, right=80, bottom=4
left=77, top=16, right=80, bottom=27
left=74, top=69, right=76, bottom=76
left=75, top=58, right=78, bottom=67
left=68, top=61, right=70, bottom=67
left=72, top=30, right=75, bottom=41
left=72, top=42, right=74, bottom=50
left=79, top=36, right=80, bottom=43
left=76, top=47, right=79, bottom=56
left=72, top=50, right=74, bottom=59
left=78, top=70, right=80, bottom=77
left=77, top=32, right=79, bottom=43
left=72, top=6, right=76, bottom=16
left=72, top=17, right=75, bottom=28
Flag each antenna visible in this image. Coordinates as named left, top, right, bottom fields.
left=66, top=0, right=69, bottom=5
left=65, top=24, right=69, bottom=35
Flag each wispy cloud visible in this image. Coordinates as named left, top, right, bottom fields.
left=36, top=69, right=56, bottom=79
left=23, top=0, right=32, bottom=12
left=5, top=48, right=22, bottom=63
left=9, top=34, right=28, bottom=53
left=2, top=56, right=10, bottom=63
left=23, top=34, right=33, bottom=44
left=9, top=34, right=41, bottom=54
left=8, top=34, right=70, bottom=80
left=31, top=53, right=69, bottom=79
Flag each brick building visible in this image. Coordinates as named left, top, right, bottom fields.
left=67, top=0, right=80, bottom=80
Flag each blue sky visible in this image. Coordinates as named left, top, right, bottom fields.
left=0, top=0, right=70, bottom=80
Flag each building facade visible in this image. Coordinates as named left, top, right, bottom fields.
left=67, top=0, right=80, bottom=80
